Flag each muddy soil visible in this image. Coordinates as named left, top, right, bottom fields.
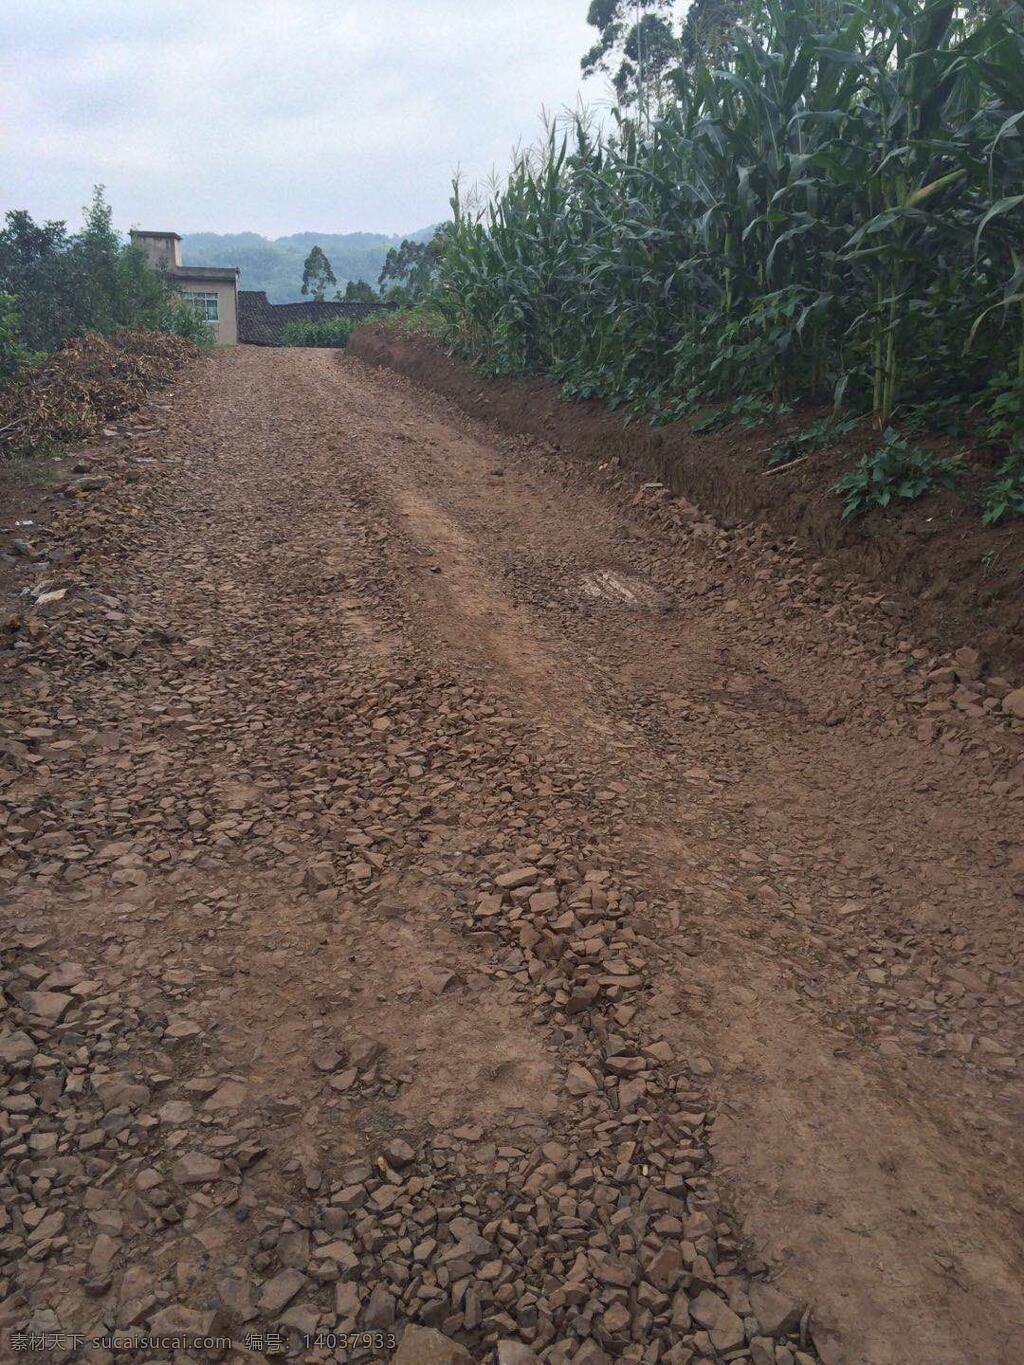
left=2, top=346, right=1023, bottom=1364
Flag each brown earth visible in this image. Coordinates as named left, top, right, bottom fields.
left=349, top=324, right=1024, bottom=681
left=2, top=345, right=1024, bottom=1364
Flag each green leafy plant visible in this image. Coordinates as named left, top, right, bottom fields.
left=691, top=408, right=733, bottom=434
left=731, top=394, right=792, bottom=429
left=282, top=316, right=357, bottom=348
left=768, top=415, right=856, bottom=468
left=833, top=429, right=962, bottom=520
left=985, top=371, right=1024, bottom=458
left=434, top=0, right=1024, bottom=477
left=980, top=445, right=1024, bottom=525
left=0, top=293, right=36, bottom=385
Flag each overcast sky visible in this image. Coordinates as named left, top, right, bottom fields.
left=0, top=0, right=608, bottom=239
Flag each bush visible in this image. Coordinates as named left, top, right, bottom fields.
left=0, top=293, right=36, bottom=387
left=283, top=316, right=357, bottom=348
left=832, top=430, right=962, bottom=520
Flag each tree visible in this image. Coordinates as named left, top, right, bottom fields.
left=680, top=0, right=754, bottom=66
left=377, top=228, right=448, bottom=304
left=0, top=210, right=76, bottom=353
left=300, top=245, right=337, bottom=302
left=581, top=1, right=681, bottom=118
left=339, top=280, right=378, bottom=304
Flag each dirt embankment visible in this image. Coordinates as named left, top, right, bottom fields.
left=349, top=324, right=1024, bottom=680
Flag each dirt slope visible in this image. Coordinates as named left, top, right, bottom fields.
left=349, top=324, right=1024, bottom=681
left=1, top=346, right=1023, bottom=1364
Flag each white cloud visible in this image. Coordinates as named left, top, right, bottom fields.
left=0, top=0, right=610, bottom=235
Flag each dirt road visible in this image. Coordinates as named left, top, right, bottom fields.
left=3, top=346, right=1023, bottom=1364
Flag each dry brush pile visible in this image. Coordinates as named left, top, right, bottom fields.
left=0, top=329, right=201, bottom=458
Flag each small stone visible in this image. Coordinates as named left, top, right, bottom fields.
left=497, top=1342, right=540, bottom=1365
left=689, top=1289, right=745, bottom=1352
left=385, top=1138, right=416, bottom=1169
left=257, top=1269, right=306, bottom=1315
left=1003, top=688, right=1024, bottom=720
left=363, top=1285, right=396, bottom=1328
left=565, top=1064, right=598, bottom=1096
left=749, top=1281, right=802, bottom=1338
left=394, top=1325, right=472, bottom=1364
left=149, top=1305, right=215, bottom=1337
left=172, top=1153, right=222, bottom=1185
left=646, top=1244, right=682, bottom=1292
left=217, top=1274, right=256, bottom=1321
left=496, top=867, right=540, bottom=890
left=21, top=991, right=73, bottom=1022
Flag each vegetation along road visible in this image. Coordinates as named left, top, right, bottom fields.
left=3, top=345, right=1024, bottom=1364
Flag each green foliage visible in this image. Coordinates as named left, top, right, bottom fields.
left=437, top=0, right=1024, bottom=495
left=985, top=370, right=1024, bottom=458
left=582, top=1, right=681, bottom=113
left=0, top=187, right=213, bottom=360
left=832, top=429, right=962, bottom=519
left=157, top=295, right=217, bottom=349
left=282, top=316, right=357, bottom=348
left=342, top=280, right=379, bottom=304
left=378, top=230, right=448, bottom=304
left=768, top=414, right=856, bottom=466
left=730, top=393, right=791, bottom=428
left=300, top=246, right=337, bottom=303
left=180, top=228, right=440, bottom=303
left=0, top=294, right=37, bottom=385
left=979, top=458, right=1024, bottom=525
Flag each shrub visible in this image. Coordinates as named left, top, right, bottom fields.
left=283, top=316, right=357, bottom=348
left=832, top=429, right=962, bottom=520
left=0, top=293, right=36, bottom=386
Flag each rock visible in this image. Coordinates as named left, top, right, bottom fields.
left=689, top=1289, right=746, bottom=1352
left=750, top=1339, right=775, bottom=1365
left=394, top=1325, right=472, bottom=1364
left=217, top=1274, right=256, bottom=1321
left=171, top=1153, right=222, bottom=1185
left=645, top=1244, right=682, bottom=1292
left=363, top=1284, right=396, bottom=1328
left=149, top=1305, right=216, bottom=1336
left=749, top=1281, right=802, bottom=1337
left=565, top=1064, right=598, bottom=1096
left=571, top=1342, right=611, bottom=1365
left=1003, top=688, right=1024, bottom=720
left=497, top=1342, right=540, bottom=1365
left=257, top=1269, right=306, bottom=1315
left=85, top=1233, right=120, bottom=1282
left=0, top=1031, right=37, bottom=1066
left=94, top=1074, right=151, bottom=1110
left=20, top=990, right=74, bottom=1022
left=953, top=646, right=982, bottom=681
left=496, top=867, right=540, bottom=889
left=385, top=1138, right=416, bottom=1168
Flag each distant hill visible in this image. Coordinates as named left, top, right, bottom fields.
left=180, top=226, right=440, bottom=303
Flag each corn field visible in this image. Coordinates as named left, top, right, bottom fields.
left=435, top=0, right=1024, bottom=434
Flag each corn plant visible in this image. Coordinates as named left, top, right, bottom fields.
left=433, top=0, right=1024, bottom=463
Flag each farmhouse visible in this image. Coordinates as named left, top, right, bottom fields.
left=130, top=230, right=240, bottom=345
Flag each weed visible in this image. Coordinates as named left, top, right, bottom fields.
left=832, top=429, right=962, bottom=520
left=768, top=415, right=857, bottom=468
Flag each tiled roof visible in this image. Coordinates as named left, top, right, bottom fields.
left=172, top=265, right=239, bottom=282
left=237, top=291, right=384, bottom=345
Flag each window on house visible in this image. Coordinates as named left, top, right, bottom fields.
left=179, top=290, right=219, bottom=322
